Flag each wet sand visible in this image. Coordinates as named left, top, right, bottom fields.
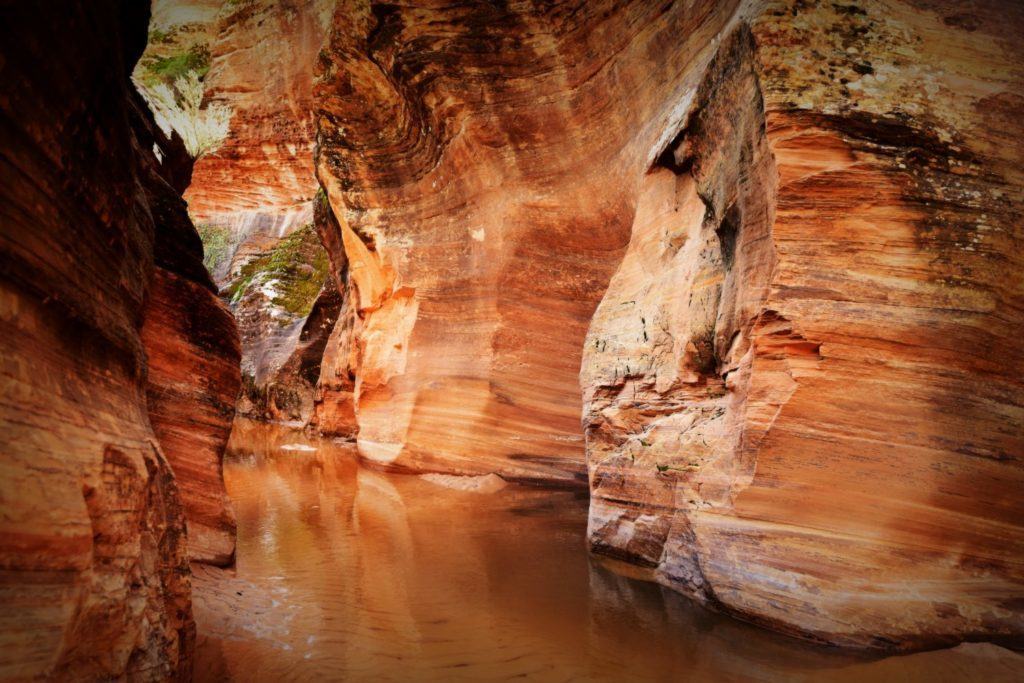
left=193, top=420, right=1024, bottom=682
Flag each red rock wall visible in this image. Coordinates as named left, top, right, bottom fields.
left=314, top=0, right=738, bottom=482
left=184, top=0, right=331, bottom=222
left=145, top=0, right=338, bottom=427
left=315, top=0, right=1024, bottom=649
left=309, top=188, right=358, bottom=438
left=142, top=267, right=240, bottom=566
left=132, top=84, right=242, bottom=568
left=0, top=4, right=194, bottom=679
left=0, top=1, right=240, bottom=677
left=583, top=0, right=1024, bottom=650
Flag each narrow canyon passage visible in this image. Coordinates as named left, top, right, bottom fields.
left=2, top=1, right=1024, bottom=680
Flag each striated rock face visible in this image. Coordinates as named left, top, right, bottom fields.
left=139, top=144, right=241, bottom=566
left=314, top=0, right=740, bottom=481
left=183, top=0, right=331, bottom=224
left=0, top=3, right=195, bottom=679
left=134, top=18, right=242, bottom=568
left=143, top=267, right=239, bottom=567
left=144, top=0, right=338, bottom=423
left=315, top=0, right=1024, bottom=649
left=309, top=190, right=358, bottom=438
left=582, top=0, right=1024, bottom=650
left=0, top=2, right=241, bottom=677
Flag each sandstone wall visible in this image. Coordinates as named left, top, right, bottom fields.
left=144, top=0, right=339, bottom=424
left=583, top=0, right=1024, bottom=649
left=140, top=139, right=241, bottom=566
left=185, top=0, right=332, bottom=224
left=0, top=2, right=240, bottom=677
left=310, top=189, right=358, bottom=438
left=315, top=0, right=1024, bottom=649
left=314, top=0, right=738, bottom=481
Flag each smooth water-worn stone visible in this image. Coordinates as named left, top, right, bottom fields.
left=314, top=0, right=738, bottom=482
left=0, top=3, right=199, bottom=679
left=315, top=0, right=1024, bottom=649
left=583, top=0, right=1024, bottom=650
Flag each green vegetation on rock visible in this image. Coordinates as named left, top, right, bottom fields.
left=228, top=224, right=330, bottom=320
left=139, top=43, right=211, bottom=87
left=197, top=224, right=233, bottom=275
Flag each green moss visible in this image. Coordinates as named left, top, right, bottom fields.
left=140, top=43, right=210, bottom=86
left=227, top=224, right=330, bottom=321
left=197, top=224, right=232, bottom=274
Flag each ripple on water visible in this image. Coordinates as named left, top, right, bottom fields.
left=192, top=419, right=1024, bottom=682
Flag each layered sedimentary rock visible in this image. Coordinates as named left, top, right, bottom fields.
left=317, top=0, right=1024, bottom=648
left=314, top=0, right=740, bottom=481
left=139, top=122, right=241, bottom=565
left=309, top=189, right=358, bottom=438
left=143, top=267, right=239, bottom=566
left=0, top=4, right=195, bottom=679
left=143, top=0, right=338, bottom=422
left=183, top=0, right=331, bottom=223
left=582, top=0, right=1024, bottom=650
left=0, top=2, right=242, bottom=677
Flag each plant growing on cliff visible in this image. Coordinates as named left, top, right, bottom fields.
left=140, top=42, right=211, bottom=84
left=197, top=224, right=233, bottom=275
left=136, top=71, right=230, bottom=159
left=227, top=224, right=330, bottom=320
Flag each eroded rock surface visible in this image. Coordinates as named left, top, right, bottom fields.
left=183, top=0, right=331, bottom=225
left=583, top=0, right=1024, bottom=650
left=0, top=1, right=242, bottom=677
left=314, top=0, right=739, bottom=481
left=0, top=3, right=198, bottom=679
left=143, top=0, right=338, bottom=425
left=315, top=0, right=1024, bottom=649
left=127, top=74, right=242, bottom=568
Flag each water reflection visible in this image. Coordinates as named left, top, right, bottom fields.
left=193, top=419, right=1023, bottom=682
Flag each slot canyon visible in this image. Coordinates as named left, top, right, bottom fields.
left=0, top=0, right=1022, bottom=681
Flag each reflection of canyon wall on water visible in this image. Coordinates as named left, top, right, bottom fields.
left=0, top=2, right=239, bottom=678
left=198, top=433, right=1024, bottom=679
left=0, top=0, right=1022, bottom=674
left=314, top=0, right=1024, bottom=650
left=198, top=433, right=862, bottom=681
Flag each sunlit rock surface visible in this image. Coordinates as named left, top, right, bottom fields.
left=314, top=0, right=740, bottom=481
left=182, top=0, right=331, bottom=224
left=143, top=0, right=337, bottom=423
left=315, top=0, right=1024, bottom=648
left=309, top=190, right=359, bottom=438
left=0, top=3, right=201, bottom=679
left=583, top=0, right=1024, bottom=650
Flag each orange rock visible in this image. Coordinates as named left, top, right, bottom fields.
left=0, top=3, right=198, bottom=679
left=144, top=1, right=338, bottom=425
left=315, top=0, right=1024, bottom=649
left=183, top=0, right=330, bottom=223
left=142, top=268, right=240, bottom=566
left=313, top=0, right=739, bottom=482
left=585, top=1, right=1024, bottom=650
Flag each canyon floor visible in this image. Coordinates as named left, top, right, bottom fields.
left=191, top=420, right=1024, bottom=682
